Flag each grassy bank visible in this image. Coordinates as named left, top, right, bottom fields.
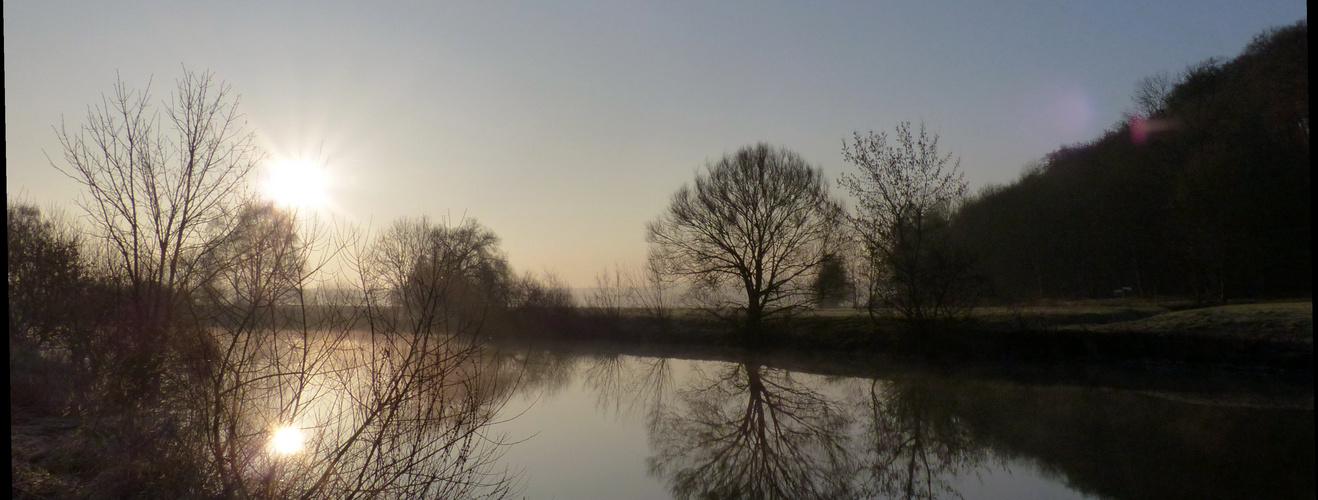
left=488, top=301, right=1314, bottom=412
left=500, top=300, right=1313, bottom=373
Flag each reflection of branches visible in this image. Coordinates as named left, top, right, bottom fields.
left=286, top=220, right=522, bottom=499
left=584, top=355, right=674, bottom=425
left=281, top=328, right=517, bottom=499
left=183, top=208, right=353, bottom=498
left=492, top=348, right=578, bottom=400
left=182, top=215, right=521, bottom=499
left=855, top=379, right=987, bottom=500
left=647, top=361, right=854, bottom=499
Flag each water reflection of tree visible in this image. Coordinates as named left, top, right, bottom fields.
left=635, top=358, right=993, bottom=500
left=184, top=215, right=522, bottom=499
left=490, top=348, right=579, bottom=400
left=853, top=379, right=988, bottom=500
left=584, top=355, right=674, bottom=425
left=647, top=361, right=855, bottom=499
left=946, top=381, right=1316, bottom=500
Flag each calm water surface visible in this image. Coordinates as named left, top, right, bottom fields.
left=486, top=349, right=1314, bottom=500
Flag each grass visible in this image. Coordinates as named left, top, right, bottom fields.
left=804, top=300, right=1312, bottom=343
left=10, top=342, right=86, bottom=498
left=1067, top=301, right=1313, bottom=345
left=532, top=299, right=1314, bottom=372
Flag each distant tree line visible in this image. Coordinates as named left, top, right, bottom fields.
left=954, top=20, right=1308, bottom=303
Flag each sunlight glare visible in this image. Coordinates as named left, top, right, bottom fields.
left=262, top=158, right=330, bottom=209
left=270, top=426, right=304, bottom=455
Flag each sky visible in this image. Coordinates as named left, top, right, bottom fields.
left=5, top=1, right=1307, bottom=288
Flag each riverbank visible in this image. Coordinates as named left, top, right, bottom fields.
left=499, top=300, right=1314, bottom=374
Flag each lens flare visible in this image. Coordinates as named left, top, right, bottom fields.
left=1048, top=87, right=1095, bottom=137
left=1129, top=114, right=1177, bottom=145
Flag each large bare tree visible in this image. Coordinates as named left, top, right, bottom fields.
left=50, top=69, right=264, bottom=317
left=44, top=68, right=266, bottom=412
left=647, top=143, right=843, bottom=329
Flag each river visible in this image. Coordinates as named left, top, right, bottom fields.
left=485, top=346, right=1313, bottom=499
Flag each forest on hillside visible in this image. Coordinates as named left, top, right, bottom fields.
left=953, top=20, right=1308, bottom=303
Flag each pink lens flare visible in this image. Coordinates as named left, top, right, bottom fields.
left=1130, top=114, right=1176, bottom=145
left=1130, top=115, right=1150, bottom=144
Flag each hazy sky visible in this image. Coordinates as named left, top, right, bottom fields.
left=5, top=1, right=1306, bottom=287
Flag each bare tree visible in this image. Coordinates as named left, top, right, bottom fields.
left=167, top=210, right=521, bottom=499
left=184, top=207, right=341, bottom=498
left=635, top=252, right=678, bottom=328
left=50, top=69, right=264, bottom=313
left=840, top=122, right=978, bottom=328
left=253, top=216, right=524, bottom=499
left=510, top=269, right=576, bottom=315
left=647, top=143, right=843, bottom=330
left=7, top=201, right=92, bottom=352
left=1132, top=71, right=1174, bottom=117
left=41, top=68, right=267, bottom=419
left=589, top=264, right=630, bottom=319
left=365, top=216, right=515, bottom=335
left=588, top=257, right=677, bottom=327
left=194, top=201, right=305, bottom=325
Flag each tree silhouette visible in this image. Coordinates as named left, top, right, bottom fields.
left=811, top=253, right=853, bottom=309
left=7, top=201, right=94, bottom=352
left=367, top=216, right=515, bottom=334
left=840, top=122, right=979, bottom=327
left=51, top=69, right=263, bottom=318
left=648, top=143, right=843, bottom=330
left=48, top=69, right=265, bottom=406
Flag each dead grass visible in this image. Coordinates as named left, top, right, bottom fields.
left=1070, top=301, right=1313, bottom=344
left=804, top=303, right=1171, bottom=330
left=805, top=300, right=1312, bottom=343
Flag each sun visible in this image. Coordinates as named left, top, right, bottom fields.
left=261, top=158, right=330, bottom=209
left=269, top=426, right=304, bottom=455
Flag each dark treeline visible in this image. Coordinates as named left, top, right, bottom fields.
left=956, top=20, right=1309, bottom=302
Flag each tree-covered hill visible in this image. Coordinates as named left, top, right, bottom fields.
left=956, top=20, right=1308, bottom=302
